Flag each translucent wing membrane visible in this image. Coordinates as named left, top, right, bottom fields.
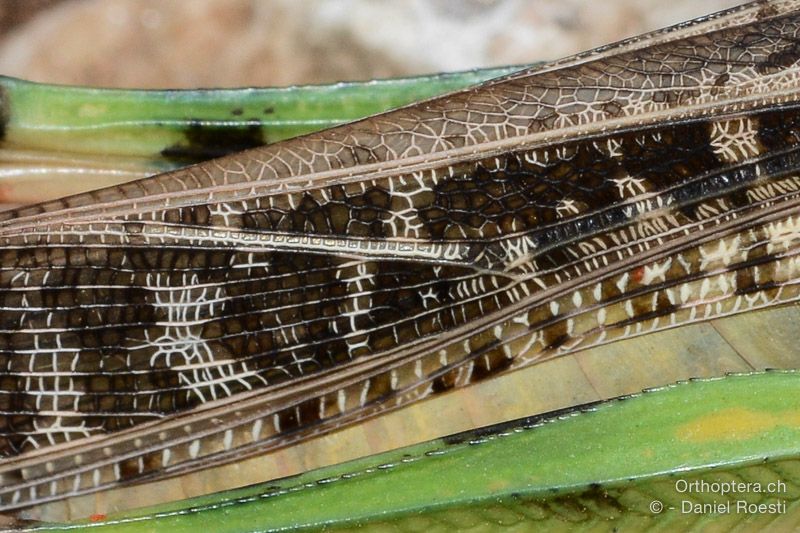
left=2, top=0, right=800, bottom=509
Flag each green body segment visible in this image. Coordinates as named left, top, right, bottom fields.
left=27, top=371, right=800, bottom=532
left=0, top=66, right=521, bottom=163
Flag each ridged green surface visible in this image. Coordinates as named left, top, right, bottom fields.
left=23, top=371, right=800, bottom=532
left=0, top=66, right=521, bottom=162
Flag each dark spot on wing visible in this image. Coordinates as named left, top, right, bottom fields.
left=711, top=73, right=730, bottom=95
left=367, top=372, right=395, bottom=402
left=160, top=119, right=267, bottom=165
left=758, top=106, right=800, bottom=149
left=471, top=348, right=514, bottom=382
left=542, top=320, right=569, bottom=351
left=432, top=370, right=457, bottom=394
left=756, top=42, right=800, bottom=75
left=757, top=2, right=780, bottom=20
left=601, top=100, right=624, bottom=117
left=735, top=267, right=758, bottom=296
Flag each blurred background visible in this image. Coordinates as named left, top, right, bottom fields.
left=0, top=0, right=741, bottom=88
